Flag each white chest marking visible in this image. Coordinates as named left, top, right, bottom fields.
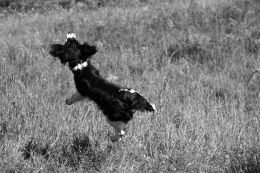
left=72, top=61, right=88, bottom=71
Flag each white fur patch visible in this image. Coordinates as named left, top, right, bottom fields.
left=151, top=103, right=157, bottom=113
left=119, top=88, right=137, bottom=93
left=66, top=32, right=76, bottom=40
left=72, top=61, right=88, bottom=71
left=120, top=130, right=126, bottom=135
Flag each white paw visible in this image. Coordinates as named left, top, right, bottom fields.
left=120, top=130, right=126, bottom=135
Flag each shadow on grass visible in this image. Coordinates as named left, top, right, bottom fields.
left=226, top=148, right=260, bottom=173
left=21, top=138, right=49, bottom=160
left=21, top=132, right=108, bottom=171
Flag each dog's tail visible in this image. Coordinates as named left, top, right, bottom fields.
left=118, top=89, right=157, bottom=113
left=134, top=99, right=157, bottom=113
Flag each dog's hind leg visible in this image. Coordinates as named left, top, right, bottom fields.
left=106, top=118, right=127, bottom=142
left=66, top=91, right=86, bottom=105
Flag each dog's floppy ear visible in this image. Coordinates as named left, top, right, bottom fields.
left=49, top=44, right=64, bottom=58
left=81, top=42, right=97, bottom=58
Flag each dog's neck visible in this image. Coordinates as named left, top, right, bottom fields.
left=69, top=60, right=89, bottom=72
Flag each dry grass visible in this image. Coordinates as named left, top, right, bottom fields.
left=1, top=0, right=260, bottom=172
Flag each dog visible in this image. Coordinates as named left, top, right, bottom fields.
left=49, top=32, right=156, bottom=142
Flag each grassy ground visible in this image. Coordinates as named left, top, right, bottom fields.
left=1, top=0, right=260, bottom=172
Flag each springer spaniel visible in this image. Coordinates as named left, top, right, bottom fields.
left=49, top=32, right=156, bottom=142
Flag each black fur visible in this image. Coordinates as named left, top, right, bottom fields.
left=49, top=36, right=156, bottom=124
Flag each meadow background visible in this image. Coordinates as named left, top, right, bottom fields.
left=1, top=0, right=260, bottom=172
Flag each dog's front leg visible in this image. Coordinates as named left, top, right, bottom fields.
left=66, top=91, right=85, bottom=105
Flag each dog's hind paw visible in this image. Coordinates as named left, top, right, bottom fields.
left=110, top=135, right=121, bottom=142
left=65, top=99, right=73, bottom=105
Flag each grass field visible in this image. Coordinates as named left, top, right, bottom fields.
left=1, top=0, right=260, bottom=172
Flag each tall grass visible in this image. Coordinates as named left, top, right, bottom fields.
left=1, top=0, right=260, bottom=172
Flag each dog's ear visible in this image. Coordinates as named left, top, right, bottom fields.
left=81, top=42, right=97, bottom=58
left=49, top=44, right=64, bottom=58
left=49, top=44, right=68, bottom=64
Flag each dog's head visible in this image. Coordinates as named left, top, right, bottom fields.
left=49, top=32, right=97, bottom=65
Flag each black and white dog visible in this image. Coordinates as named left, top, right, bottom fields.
left=49, top=32, right=156, bottom=142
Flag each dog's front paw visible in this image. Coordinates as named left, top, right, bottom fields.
left=65, top=99, right=73, bottom=105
